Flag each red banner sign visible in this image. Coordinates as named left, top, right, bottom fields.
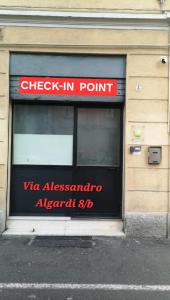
left=19, top=77, right=117, bottom=96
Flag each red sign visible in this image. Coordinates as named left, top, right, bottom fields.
left=19, top=77, right=117, bottom=96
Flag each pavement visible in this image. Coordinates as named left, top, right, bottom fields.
left=0, top=235, right=170, bottom=299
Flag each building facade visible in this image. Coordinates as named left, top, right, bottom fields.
left=0, top=0, right=170, bottom=237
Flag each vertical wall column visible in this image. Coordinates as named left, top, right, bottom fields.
left=168, top=44, right=170, bottom=237
left=125, top=52, right=169, bottom=237
left=0, top=50, right=9, bottom=232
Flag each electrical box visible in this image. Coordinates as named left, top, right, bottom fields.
left=148, top=147, right=162, bottom=164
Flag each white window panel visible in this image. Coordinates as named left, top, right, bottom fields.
left=13, top=134, right=73, bottom=165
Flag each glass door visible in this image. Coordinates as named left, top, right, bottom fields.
left=73, top=107, right=122, bottom=217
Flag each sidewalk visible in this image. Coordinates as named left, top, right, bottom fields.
left=0, top=235, right=170, bottom=299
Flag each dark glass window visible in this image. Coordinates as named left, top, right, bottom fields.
left=77, top=108, right=120, bottom=166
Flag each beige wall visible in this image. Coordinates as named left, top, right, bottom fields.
left=0, top=0, right=161, bottom=12
left=0, top=22, right=169, bottom=219
left=0, top=51, right=9, bottom=210
left=125, top=52, right=169, bottom=213
left=2, top=27, right=168, bottom=47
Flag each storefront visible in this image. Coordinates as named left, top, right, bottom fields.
left=10, top=53, right=125, bottom=222
left=0, top=0, right=169, bottom=237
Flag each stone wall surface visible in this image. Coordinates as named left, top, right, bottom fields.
left=0, top=51, right=9, bottom=232
left=0, top=0, right=161, bottom=12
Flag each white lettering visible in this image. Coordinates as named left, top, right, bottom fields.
left=80, top=82, right=86, bottom=91
left=63, top=82, right=66, bottom=91
left=52, top=82, right=60, bottom=90
left=21, top=81, right=28, bottom=90
left=79, top=82, right=113, bottom=93
left=29, top=81, right=37, bottom=89
left=67, top=82, right=74, bottom=91
left=87, top=83, right=95, bottom=91
left=37, top=81, right=44, bottom=90
left=20, top=78, right=116, bottom=95
left=106, top=83, right=113, bottom=92
left=44, top=82, right=51, bottom=90
left=98, top=83, right=106, bottom=92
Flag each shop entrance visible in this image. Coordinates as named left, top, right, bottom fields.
left=9, top=53, right=125, bottom=220
left=10, top=103, right=122, bottom=218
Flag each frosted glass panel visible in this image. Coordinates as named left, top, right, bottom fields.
left=13, top=105, right=74, bottom=166
left=13, top=134, right=73, bottom=165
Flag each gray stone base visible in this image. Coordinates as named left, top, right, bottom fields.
left=0, top=209, right=6, bottom=233
left=125, top=213, right=167, bottom=238
left=167, top=214, right=170, bottom=238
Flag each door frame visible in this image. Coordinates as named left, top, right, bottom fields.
left=9, top=101, right=124, bottom=219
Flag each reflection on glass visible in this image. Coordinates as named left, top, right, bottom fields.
left=77, top=108, right=120, bottom=166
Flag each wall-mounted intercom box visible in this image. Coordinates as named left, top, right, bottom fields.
left=148, top=147, right=162, bottom=164
left=130, top=146, right=141, bottom=155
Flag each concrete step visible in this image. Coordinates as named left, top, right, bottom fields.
left=4, top=218, right=124, bottom=236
